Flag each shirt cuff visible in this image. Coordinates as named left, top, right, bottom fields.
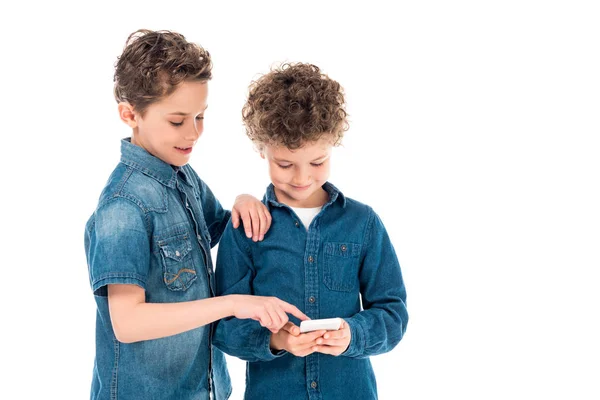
left=255, top=328, right=287, bottom=361
left=341, top=317, right=365, bottom=358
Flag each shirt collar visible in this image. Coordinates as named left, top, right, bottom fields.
left=119, top=137, right=179, bottom=188
left=264, top=181, right=346, bottom=210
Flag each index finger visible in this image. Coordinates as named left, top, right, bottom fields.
left=281, top=302, right=309, bottom=321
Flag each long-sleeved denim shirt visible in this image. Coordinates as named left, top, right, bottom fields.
left=213, top=182, right=408, bottom=400
left=84, top=138, right=232, bottom=400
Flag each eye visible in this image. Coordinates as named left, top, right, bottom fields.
left=170, top=121, right=184, bottom=127
left=277, top=164, right=292, bottom=169
left=195, top=115, right=204, bottom=120
left=311, top=162, right=325, bottom=167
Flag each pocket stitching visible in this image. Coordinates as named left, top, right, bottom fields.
left=157, top=233, right=197, bottom=291
left=323, top=242, right=360, bottom=292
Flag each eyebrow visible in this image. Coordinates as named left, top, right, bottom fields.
left=274, top=154, right=328, bottom=163
left=167, top=105, right=209, bottom=116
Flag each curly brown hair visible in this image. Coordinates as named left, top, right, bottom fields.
left=114, top=29, right=212, bottom=115
left=242, top=63, right=349, bottom=150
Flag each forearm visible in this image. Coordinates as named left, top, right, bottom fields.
left=342, top=302, right=408, bottom=358
left=111, top=295, right=235, bottom=343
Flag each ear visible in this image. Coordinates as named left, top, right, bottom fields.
left=118, top=102, right=138, bottom=128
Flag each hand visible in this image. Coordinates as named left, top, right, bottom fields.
left=231, top=194, right=272, bottom=242
left=312, top=319, right=351, bottom=356
left=230, top=295, right=308, bottom=333
left=270, top=322, right=326, bottom=357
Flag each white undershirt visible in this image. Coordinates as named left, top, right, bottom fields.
left=290, top=206, right=323, bottom=230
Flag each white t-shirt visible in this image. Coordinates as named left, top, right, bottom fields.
left=290, top=206, right=323, bottom=230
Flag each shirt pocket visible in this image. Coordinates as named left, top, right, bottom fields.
left=157, top=232, right=197, bottom=291
left=323, top=242, right=361, bottom=292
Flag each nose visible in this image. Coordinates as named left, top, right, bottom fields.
left=184, top=118, right=203, bottom=141
left=293, top=166, right=310, bottom=185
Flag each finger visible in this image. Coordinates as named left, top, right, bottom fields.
left=290, top=338, right=321, bottom=353
left=293, top=346, right=317, bottom=357
left=281, top=302, right=310, bottom=321
left=266, top=303, right=283, bottom=331
left=231, top=208, right=240, bottom=229
left=274, top=307, right=289, bottom=331
left=317, top=338, right=348, bottom=347
left=323, top=330, right=347, bottom=340
left=263, top=205, right=272, bottom=235
left=312, top=345, right=342, bottom=356
left=249, top=207, right=260, bottom=241
left=258, top=312, right=272, bottom=330
left=240, top=213, right=252, bottom=238
left=257, top=210, right=268, bottom=241
left=297, top=330, right=326, bottom=344
left=281, top=322, right=300, bottom=336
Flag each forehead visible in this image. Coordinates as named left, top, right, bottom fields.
left=153, top=80, right=209, bottom=112
left=266, top=137, right=334, bottom=160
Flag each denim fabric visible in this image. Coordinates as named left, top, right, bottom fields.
left=213, top=182, right=408, bottom=400
left=84, top=138, right=231, bottom=400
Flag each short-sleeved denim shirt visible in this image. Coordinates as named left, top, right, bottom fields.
left=84, top=138, right=232, bottom=399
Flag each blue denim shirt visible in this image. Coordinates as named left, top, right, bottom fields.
left=84, top=138, right=232, bottom=400
left=213, top=183, right=408, bottom=400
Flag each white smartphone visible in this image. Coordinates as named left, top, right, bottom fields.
left=299, top=317, right=343, bottom=333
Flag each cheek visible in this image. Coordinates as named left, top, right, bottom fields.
left=315, top=165, right=331, bottom=181
left=268, top=166, right=285, bottom=183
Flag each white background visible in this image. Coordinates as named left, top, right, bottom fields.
left=1, top=1, right=599, bottom=399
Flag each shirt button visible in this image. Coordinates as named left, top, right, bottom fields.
left=295, top=221, right=300, bottom=227
left=309, top=296, right=315, bottom=303
left=341, top=244, right=347, bottom=252
left=197, top=234, right=202, bottom=241
left=311, top=381, right=317, bottom=389
left=308, top=256, right=314, bottom=263
left=175, top=250, right=181, bottom=257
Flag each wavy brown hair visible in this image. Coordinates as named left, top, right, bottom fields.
left=242, top=63, right=349, bottom=150
left=113, top=29, right=212, bottom=115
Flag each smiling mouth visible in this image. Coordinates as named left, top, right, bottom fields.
left=175, top=146, right=193, bottom=155
left=292, top=184, right=311, bottom=190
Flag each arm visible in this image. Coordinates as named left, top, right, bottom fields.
left=108, top=286, right=302, bottom=343
left=333, top=209, right=408, bottom=359
left=87, top=198, right=304, bottom=344
left=109, top=285, right=237, bottom=343
left=213, top=221, right=306, bottom=362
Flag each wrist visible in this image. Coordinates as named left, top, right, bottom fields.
left=269, top=332, right=282, bottom=351
left=226, top=294, right=239, bottom=317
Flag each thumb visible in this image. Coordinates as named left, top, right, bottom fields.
left=281, top=321, right=300, bottom=336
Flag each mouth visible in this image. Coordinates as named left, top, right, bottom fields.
left=291, top=184, right=311, bottom=191
left=175, top=146, right=193, bottom=155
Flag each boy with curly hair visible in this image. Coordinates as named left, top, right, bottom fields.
left=213, top=63, right=408, bottom=399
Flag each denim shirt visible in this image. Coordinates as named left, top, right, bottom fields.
left=84, top=138, right=232, bottom=400
left=213, top=183, right=408, bottom=400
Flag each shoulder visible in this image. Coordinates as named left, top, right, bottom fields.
left=88, top=194, right=150, bottom=236
left=343, top=196, right=374, bottom=216
left=97, top=163, right=168, bottom=213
